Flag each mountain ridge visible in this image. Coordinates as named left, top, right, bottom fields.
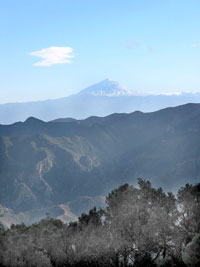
left=0, top=103, right=200, bottom=227
left=1, top=79, right=200, bottom=124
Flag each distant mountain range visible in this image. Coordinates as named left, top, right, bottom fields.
left=0, top=103, right=200, bottom=227
left=1, top=79, right=200, bottom=124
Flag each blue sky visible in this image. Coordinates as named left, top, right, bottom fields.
left=0, top=0, right=200, bottom=103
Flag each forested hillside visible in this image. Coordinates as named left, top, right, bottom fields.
left=0, top=180, right=199, bottom=267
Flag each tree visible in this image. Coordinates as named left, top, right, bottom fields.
left=182, top=233, right=200, bottom=267
left=104, top=179, right=179, bottom=266
left=177, top=183, right=200, bottom=245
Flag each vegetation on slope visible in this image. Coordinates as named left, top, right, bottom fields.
left=1, top=103, right=200, bottom=216
left=0, top=179, right=199, bottom=267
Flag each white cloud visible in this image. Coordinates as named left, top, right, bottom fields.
left=30, top=46, right=74, bottom=66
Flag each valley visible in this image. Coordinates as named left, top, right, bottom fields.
left=0, top=103, right=200, bottom=226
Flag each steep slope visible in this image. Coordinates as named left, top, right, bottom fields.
left=0, top=103, right=200, bottom=225
left=0, top=195, right=105, bottom=228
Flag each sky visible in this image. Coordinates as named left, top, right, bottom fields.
left=0, top=0, right=200, bottom=103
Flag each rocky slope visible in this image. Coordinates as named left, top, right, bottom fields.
left=0, top=103, right=200, bottom=226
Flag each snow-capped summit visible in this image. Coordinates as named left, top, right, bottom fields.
left=78, top=79, right=135, bottom=96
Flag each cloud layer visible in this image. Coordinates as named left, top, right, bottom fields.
left=30, top=46, right=74, bottom=66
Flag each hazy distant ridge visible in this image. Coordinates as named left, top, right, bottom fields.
left=1, top=79, right=200, bottom=124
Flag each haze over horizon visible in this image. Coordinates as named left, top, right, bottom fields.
left=1, top=0, right=200, bottom=104
left=1, top=78, right=198, bottom=105
left=1, top=2, right=200, bottom=265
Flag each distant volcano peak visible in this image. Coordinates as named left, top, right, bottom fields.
left=77, top=79, right=135, bottom=96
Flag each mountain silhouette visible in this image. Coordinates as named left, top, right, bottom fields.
left=1, top=79, right=200, bottom=124
left=0, top=103, right=200, bottom=227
